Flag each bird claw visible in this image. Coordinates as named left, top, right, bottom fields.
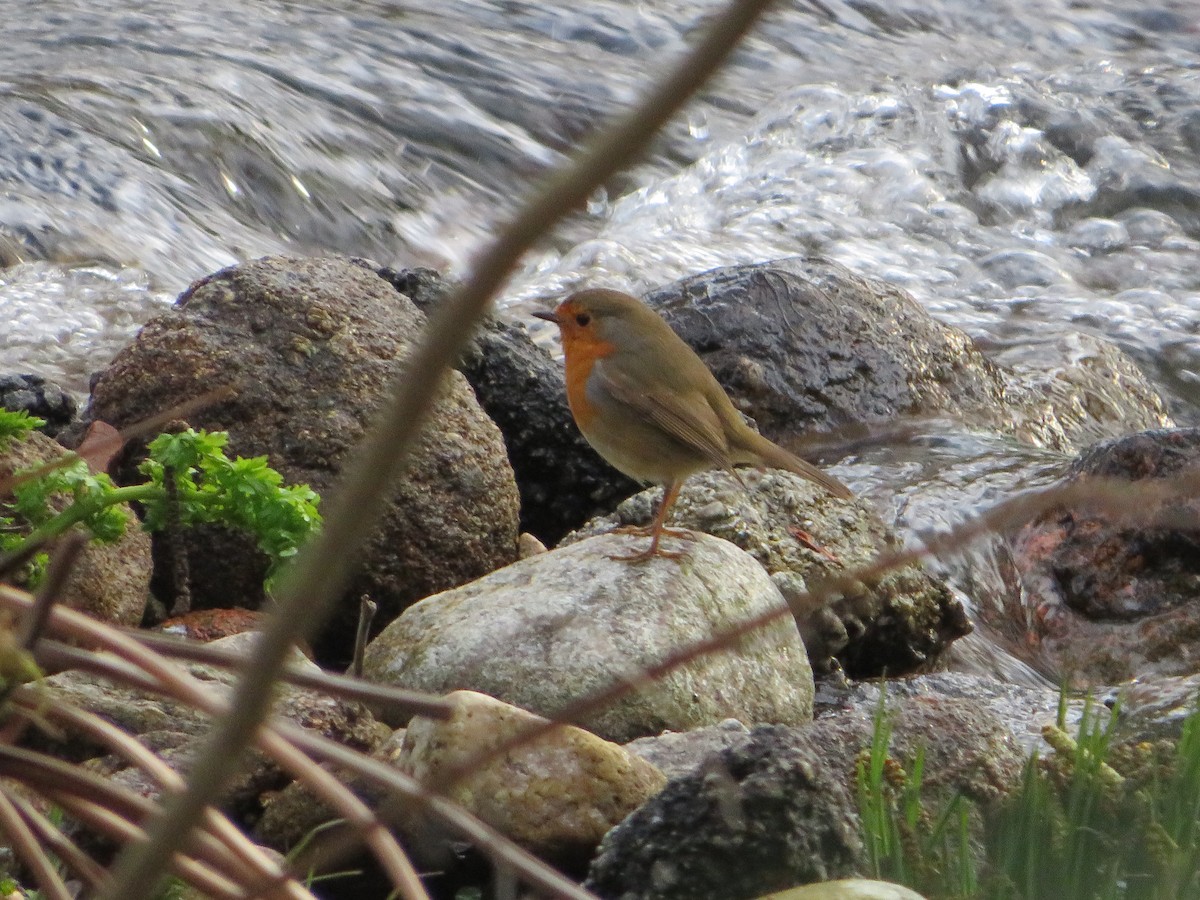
left=606, top=526, right=697, bottom=561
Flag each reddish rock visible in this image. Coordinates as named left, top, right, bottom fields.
left=1011, top=427, right=1200, bottom=684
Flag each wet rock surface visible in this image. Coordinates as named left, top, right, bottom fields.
left=1012, top=427, right=1200, bottom=683
left=0, top=373, right=76, bottom=435
left=380, top=265, right=640, bottom=545
left=645, top=257, right=1170, bottom=455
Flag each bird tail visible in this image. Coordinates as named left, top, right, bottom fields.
left=737, top=430, right=854, bottom=500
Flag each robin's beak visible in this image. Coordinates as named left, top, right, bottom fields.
left=532, top=308, right=560, bottom=324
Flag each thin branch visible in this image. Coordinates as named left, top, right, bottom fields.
left=0, top=785, right=74, bottom=900
left=1, top=589, right=429, bottom=900
left=19, top=531, right=86, bottom=650
left=7, top=791, right=108, bottom=892
left=128, top=629, right=453, bottom=719
left=282, top=723, right=597, bottom=900
left=99, top=0, right=783, bottom=895
left=41, top=790, right=244, bottom=900
left=14, top=694, right=316, bottom=900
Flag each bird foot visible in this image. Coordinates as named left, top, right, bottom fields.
left=607, top=526, right=697, bottom=562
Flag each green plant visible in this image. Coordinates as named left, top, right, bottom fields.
left=988, top=696, right=1200, bottom=900
left=857, top=684, right=1200, bottom=900
left=854, top=686, right=978, bottom=899
left=0, top=410, right=45, bottom=447
left=0, top=418, right=321, bottom=590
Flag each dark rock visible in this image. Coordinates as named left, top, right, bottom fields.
left=587, top=725, right=862, bottom=900
left=643, top=257, right=1168, bottom=455
left=1012, top=427, right=1200, bottom=684
left=85, top=256, right=520, bottom=661
left=593, top=694, right=1023, bottom=899
left=0, top=373, right=76, bottom=435
left=379, top=266, right=639, bottom=544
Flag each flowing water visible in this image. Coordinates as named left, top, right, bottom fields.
left=2, top=0, right=1199, bottom=682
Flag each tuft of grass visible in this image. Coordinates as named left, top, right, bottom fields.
left=857, top=689, right=1200, bottom=900
left=854, top=685, right=978, bottom=898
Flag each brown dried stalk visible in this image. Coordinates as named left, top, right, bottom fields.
left=11, top=694, right=315, bottom=900
left=128, top=629, right=453, bottom=720
left=6, top=791, right=108, bottom=892
left=0, top=786, right=74, bottom=900
left=99, top=0, right=785, bottom=895
left=0, top=587, right=431, bottom=900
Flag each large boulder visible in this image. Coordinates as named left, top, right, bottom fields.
left=363, top=532, right=815, bottom=743
left=84, top=256, right=520, bottom=658
left=378, top=266, right=639, bottom=546
left=644, top=257, right=1170, bottom=454
left=570, top=469, right=969, bottom=677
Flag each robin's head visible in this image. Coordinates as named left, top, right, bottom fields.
left=533, top=289, right=662, bottom=353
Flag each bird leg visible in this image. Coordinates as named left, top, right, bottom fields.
left=609, top=481, right=695, bottom=561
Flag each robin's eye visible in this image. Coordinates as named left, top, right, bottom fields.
left=574, top=312, right=591, bottom=327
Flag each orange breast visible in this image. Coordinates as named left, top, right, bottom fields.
left=561, top=333, right=616, bottom=430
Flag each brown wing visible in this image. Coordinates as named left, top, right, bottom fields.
left=591, top=360, right=734, bottom=470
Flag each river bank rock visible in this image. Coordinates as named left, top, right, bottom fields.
left=84, top=255, right=520, bottom=660
left=1011, top=426, right=1200, bottom=684
left=644, top=257, right=1170, bottom=454
left=363, top=532, right=814, bottom=743
left=589, top=691, right=1023, bottom=900
left=570, top=469, right=970, bottom=677
left=0, top=428, right=150, bottom=627
left=398, top=690, right=666, bottom=868
left=27, top=632, right=386, bottom=835
left=0, top=373, right=76, bottom=436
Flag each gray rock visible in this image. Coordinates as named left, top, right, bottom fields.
left=0, top=429, right=150, bottom=627
left=569, top=469, right=970, bottom=677
left=0, top=374, right=76, bottom=435
left=586, top=725, right=864, bottom=900
left=817, top=671, right=1077, bottom=757
left=644, top=257, right=1169, bottom=455
left=363, top=532, right=815, bottom=743
left=85, top=255, right=520, bottom=659
left=1111, top=673, right=1200, bottom=742
left=625, top=719, right=751, bottom=782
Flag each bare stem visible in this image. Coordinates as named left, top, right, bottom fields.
left=97, top=0, right=782, bottom=895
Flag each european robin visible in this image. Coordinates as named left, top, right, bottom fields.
left=534, top=288, right=853, bottom=561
